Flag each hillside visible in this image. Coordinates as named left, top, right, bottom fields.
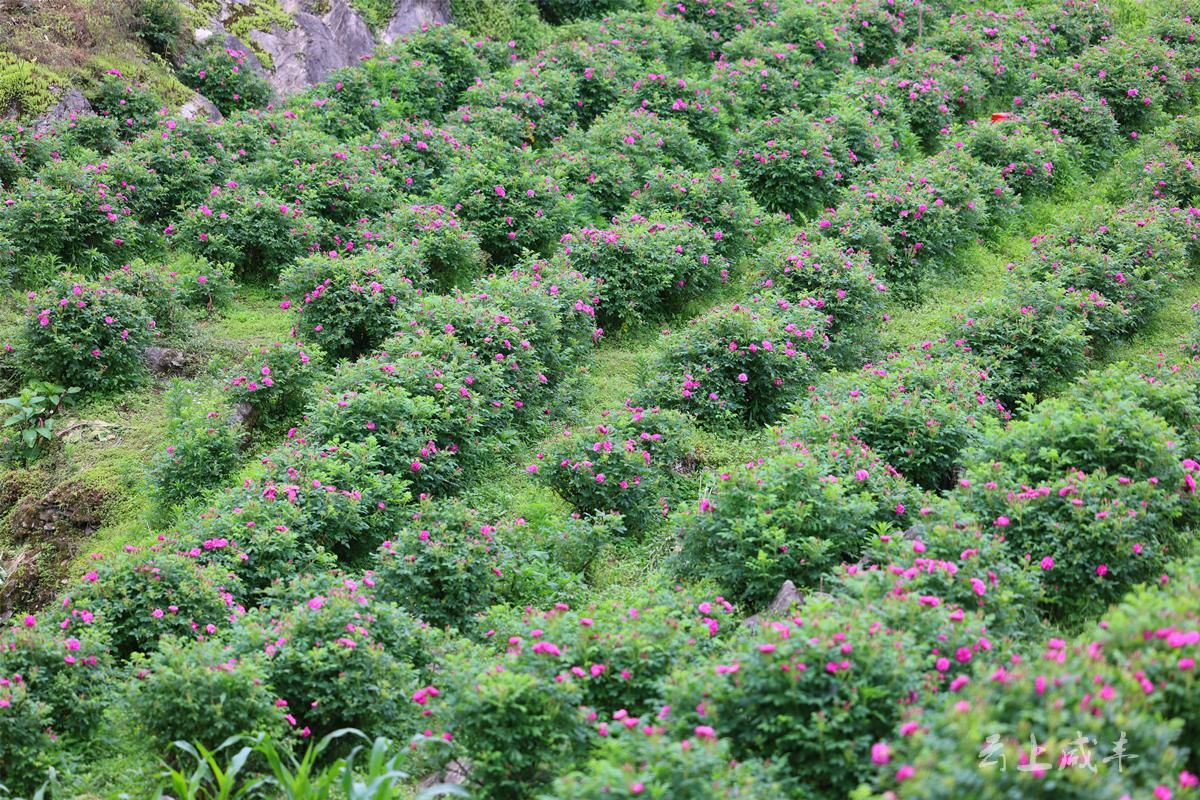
left=3, top=0, right=1200, bottom=798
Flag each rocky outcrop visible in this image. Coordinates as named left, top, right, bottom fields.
left=195, top=0, right=452, bottom=98
left=29, top=89, right=92, bottom=135
left=250, top=0, right=376, bottom=96
left=179, top=93, right=224, bottom=122
left=382, top=0, right=450, bottom=44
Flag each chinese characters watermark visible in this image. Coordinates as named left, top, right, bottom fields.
left=979, top=732, right=1138, bottom=772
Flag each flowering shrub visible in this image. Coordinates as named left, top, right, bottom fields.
left=675, top=439, right=915, bottom=607
left=436, top=143, right=579, bottom=266
left=57, top=551, right=231, bottom=659
left=489, top=587, right=735, bottom=718
left=627, top=167, right=765, bottom=261
left=179, top=46, right=272, bottom=116
left=1128, top=120, right=1200, bottom=206
left=567, top=107, right=713, bottom=198
left=0, top=620, right=114, bottom=742
left=1026, top=89, right=1121, bottom=169
left=731, top=110, right=846, bottom=218
left=372, top=498, right=502, bottom=630
left=962, top=465, right=1193, bottom=626
left=88, top=73, right=162, bottom=140
left=536, top=405, right=698, bottom=530
left=20, top=278, right=153, bottom=395
left=959, top=390, right=1195, bottom=623
left=559, top=214, right=725, bottom=329
left=754, top=232, right=885, bottom=365
left=0, top=674, right=53, bottom=795
left=0, top=164, right=147, bottom=273
left=954, top=118, right=1078, bottom=196
left=445, top=655, right=588, bottom=800
left=662, top=590, right=991, bottom=799
left=637, top=295, right=831, bottom=428
left=550, top=728, right=782, bottom=798
left=850, top=510, right=1046, bottom=642
left=184, top=438, right=408, bottom=584
left=280, top=252, right=416, bottom=360
left=225, top=342, right=320, bottom=429
left=304, top=341, right=505, bottom=495
left=380, top=204, right=485, bottom=290
left=127, top=636, right=285, bottom=756
left=955, top=280, right=1088, bottom=405
left=841, top=150, right=1012, bottom=296
left=867, top=564, right=1200, bottom=799
left=148, top=389, right=242, bottom=509
left=235, top=584, right=424, bottom=741
left=174, top=187, right=319, bottom=282
left=1056, top=38, right=1187, bottom=133
left=787, top=352, right=998, bottom=490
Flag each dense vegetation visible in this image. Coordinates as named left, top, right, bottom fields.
left=3, top=0, right=1200, bottom=797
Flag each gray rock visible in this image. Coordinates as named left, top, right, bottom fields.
left=744, top=580, right=804, bottom=627
left=179, top=93, right=224, bottom=122
left=30, top=89, right=93, bottom=136
left=382, top=0, right=450, bottom=44
left=143, top=346, right=203, bottom=376
left=223, top=34, right=269, bottom=77
left=251, top=0, right=375, bottom=96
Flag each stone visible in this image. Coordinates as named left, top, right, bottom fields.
left=143, top=346, right=203, bottom=376
left=30, top=89, right=93, bottom=136
left=744, top=580, right=804, bottom=627
left=179, top=93, right=224, bottom=123
left=382, top=0, right=450, bottom=44
left=251, top=0, right=375, bottom=96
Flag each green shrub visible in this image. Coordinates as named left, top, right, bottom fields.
left=549, top=729, right=781, bottom=799
left=954, top=280, right=1088, bottom=406
left=731, top=110, right=847, bottom=218
left=148, top=387, right=242, bottom=509
left=662, top=590, right=990, bottom=800
left=754, top=232, right=886, bottom=366
left=235, top=585, right=424, bottom=741
left=371, top=498, right=502, bottom=630
left=179, top=46, right=272, bottom=116
left=0, top=674, right=54, bottom=796
left=560, top=214, right=726, bottom=330
left=787, top=352, right=999, bottom=490
left=536, top=405, right=698, bottom=530
left=280, top=252, right=416, bottom=361
left=435, top=143, right=579, bottom=266
left=225, top=341, right=320, bottom=430
left=673, top=440, right=914, bottom=607
left=128, top=636, right=286, bottom=756
left=174, top=188, right=319, bottom=282
left=88, top=73, right=163, bottom=140
left=1026, top=89, right=1121, bottom=169
left=1055, top=38, right=1187, bottom=133
left=636, top=296, right=831, bottom=429
left=0, top=620, right=114, bottom=742
left=446, top=656, right=588, bottom=800
left=954, top=119, right=1079, bottom=196
left=56, top=551, right=230, bottom=659
left=627, top=167, right=766, bottom=262
left=304, top=340, right=508, bottom=495
left=134, top=0, right=184, bottom=59
left=20, top=278, right=153, bottom=395
left=866, top=566, right=1200, bottom=799
left=486, top=586, right=735, bottom=718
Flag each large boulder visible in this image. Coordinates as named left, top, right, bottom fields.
left=382, top=0, right=450, bottom=44
left=30, top=89, right=92, bottom=136
left=250, top=0, right=375, bottom=96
